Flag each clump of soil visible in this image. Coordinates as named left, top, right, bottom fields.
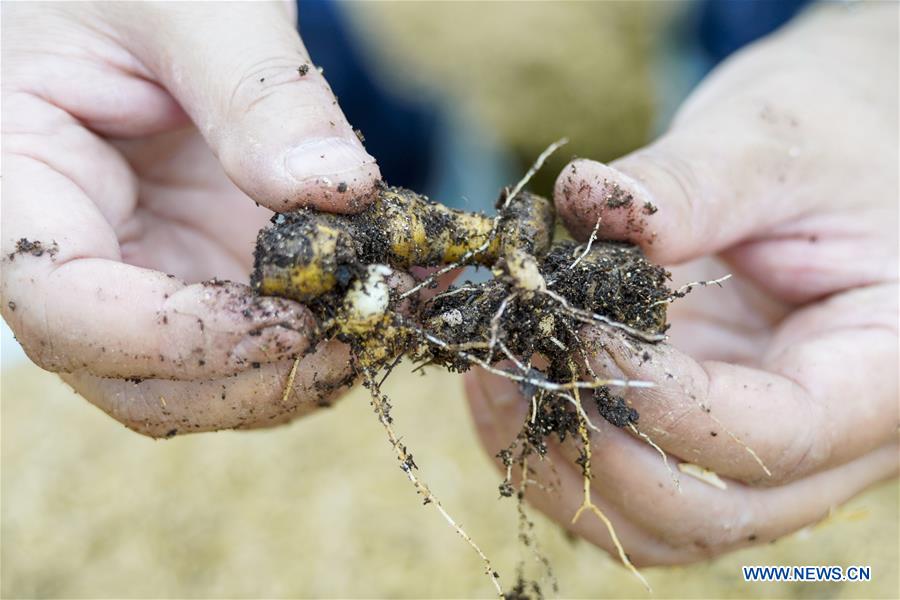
left=8, top=238, right=59, bottom=260
left=419, top=240, right=668, bottom=369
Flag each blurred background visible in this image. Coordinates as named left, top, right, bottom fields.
left=3, top=1, right=898, bottom=598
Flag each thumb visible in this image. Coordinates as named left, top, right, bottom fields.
left=108, top=2, right=379, bottom=213
left=554, top=125, right=809, bottom=265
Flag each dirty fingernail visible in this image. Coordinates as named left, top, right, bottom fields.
left=285, top=137, right=375, bottom=182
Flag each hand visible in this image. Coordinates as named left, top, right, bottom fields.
left=1, top=2, right=380, bottom=437
left=467, top=3, right=898, bottom=565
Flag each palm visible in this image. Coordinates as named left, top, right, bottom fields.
left=665, top=257, right=786, bottom=365
left=110, top=129, right=273, bottom=284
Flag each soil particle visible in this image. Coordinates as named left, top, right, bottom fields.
left=504, top=575, right=543, bottom=600
left=297, top=63, right=309, bottom=76
left=337, top=182, right=348, bottom=193
left=642, top=201, right=658, bottom=215
left=9, top=238, right=59, bottom=260
left=593, top=388, right=639, bottom=427
left=7, top=301, right=15, bottom=311
left=605, top=182, right=633, bottom=209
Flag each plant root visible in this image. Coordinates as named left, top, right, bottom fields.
left=361, top=363, right=504, bottom=597
left=251, top=140, right=737, bottom=596
left=281, top=355, right=301, bottom=405
left=629, top=423, right=680, bottom=491
left=568, top=368, right=651, bottom=593
left=677, top=462, right=728, bottom=490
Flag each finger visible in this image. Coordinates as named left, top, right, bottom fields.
left=470, top=363, right=753, bottom=558
left=61, top=340, right=353, bottom=438
left=747, top=442, right=898, bottom=542
left=584, top=285, right=899, bottom=485
left=5, top=257, right=315, bottom=380
left=554, top=142, right=807, bottom=266
left=104, top=2, right=380, bottom=212
left=553, top=392, right=898, bottom=559
left=551, top=26, right=854, bottom=268
left=2, top=2, right=189, bottom=139
left=469, top=366, right=898, bottom=565
left=1, top=155, right=314, bottom=379
left=2, top=92, right=141, bottom=232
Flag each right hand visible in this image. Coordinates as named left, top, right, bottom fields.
left=1, top=1, right=380, bottom=437
left=466, top=3, right=898, bottom=565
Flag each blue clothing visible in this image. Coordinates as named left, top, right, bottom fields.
left=297, top=0, right=437, bottom=192
left=698, top=0, right=813, bottom=65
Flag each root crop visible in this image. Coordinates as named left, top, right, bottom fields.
left=250, top=142, right=720, bottom=597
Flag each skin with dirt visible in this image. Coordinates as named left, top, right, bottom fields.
left=251, top=178, right=672, bottom=598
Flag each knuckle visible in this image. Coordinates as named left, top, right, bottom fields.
left=656, top=514, right=744, bottom=561
left=652, top=402, right=698, bottom=438
left=225, top=55, right=328, bottom=122
left=65, top=376, right=168, bottom=438
left=768, top=387, right=830, bottom=484
left=105, top=387, right=181, bottom=439
left=634, top=145, right=700, bottom=216
left=14, top=317, right=63, bottom=373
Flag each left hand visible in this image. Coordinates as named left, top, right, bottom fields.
left=1, top=1, right=380, bottom=436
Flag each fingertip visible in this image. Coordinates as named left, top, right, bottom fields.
left=386, top=269, right=416, bottom=315
left=164, top=281, right=316, bottom=335
left=581, top=325, right=667, bottom=384
left=231, top=325, right=309, bottom=368
left=160, top=280, right=318, bottom=376
left=554, top=159, right=661, bottom=248
left=221, top=133, right=381, bottom=214
left=282, top=137, right=382, bottom=213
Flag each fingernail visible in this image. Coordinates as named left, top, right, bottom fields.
left=232, top=326, right=308, bottom=366
left=285, top=137, right=375, bottom=182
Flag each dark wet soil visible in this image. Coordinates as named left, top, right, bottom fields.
left=8, top=238, right=59, bottom=260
